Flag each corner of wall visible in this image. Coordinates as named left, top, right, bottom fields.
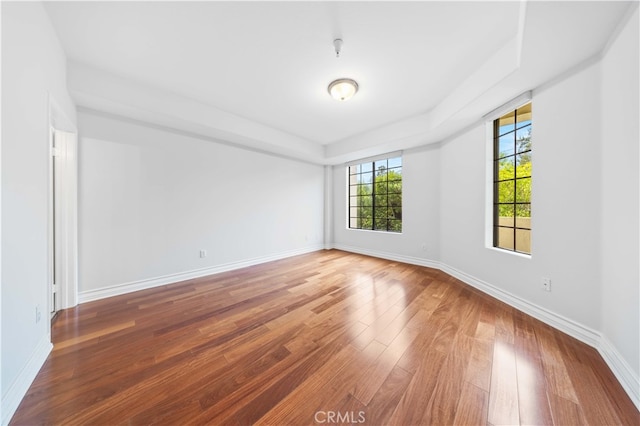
left=1, top=336, right=52, bottom=426
left=598, top=336, right=640, bottom=409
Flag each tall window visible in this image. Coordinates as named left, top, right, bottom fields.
left=349, top=156, right=402, bottom=232
left=493, top=102, right=532, bottom=254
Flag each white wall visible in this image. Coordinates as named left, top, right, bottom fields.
left=332, top=144, right=441, bottom=264
left=601, top=6, right=639, bottom=385
left=1, top=2, right=76, bottom=422
left=77, top=110, right=324, bottom=296
left=440, top=61, right=604, bottom=329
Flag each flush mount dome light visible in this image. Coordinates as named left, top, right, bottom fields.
left=328, top=78, right=359, bottom=102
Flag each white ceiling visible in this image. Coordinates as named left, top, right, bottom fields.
left=43, top=1, right=633, bottom=164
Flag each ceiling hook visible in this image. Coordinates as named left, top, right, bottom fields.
left=333, top=39, right=343, bottom=58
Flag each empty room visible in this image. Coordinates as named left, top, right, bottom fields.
left=1, top=1, right=639, bottom=425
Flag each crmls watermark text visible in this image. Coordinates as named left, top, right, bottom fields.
left=314, top=410, right=366, bottom=424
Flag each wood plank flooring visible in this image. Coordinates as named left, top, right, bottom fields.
left=10, top=250, right=639, bottom=425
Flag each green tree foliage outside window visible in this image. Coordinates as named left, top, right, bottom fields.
left=349, top=157, right=402, bottom=232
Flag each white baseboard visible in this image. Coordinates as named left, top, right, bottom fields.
left=440, top=263, right=638, bottom=410
left=598, top=335, right=640, bottom=409
left=439, top=263, right=602, bottom=348
left=79, top=245, right=324, bottom=304
left=333, top=245, right=639, bottom=410
left=331, top=244, right=441, bottom=269
left=1, top=334, right=53, bottom=426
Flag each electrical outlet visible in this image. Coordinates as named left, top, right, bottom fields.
left=542, top=277, right=551, bottom=292
left=199, top=249, right=207, bottom=258
left=36, top=305, right=42, bottom=323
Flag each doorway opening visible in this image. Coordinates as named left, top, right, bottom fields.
left=48, top=97, right=78, bottom=322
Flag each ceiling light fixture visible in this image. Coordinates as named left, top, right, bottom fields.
left=328, top=78, right=359, bottom=102
left=328, top=39, right=359, bottom=102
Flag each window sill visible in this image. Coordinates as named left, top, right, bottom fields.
left=487, top=246, right=531, bottom=259
left=347, top=228, right=403, bottom=235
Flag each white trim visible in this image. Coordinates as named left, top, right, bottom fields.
left=50, top=129, right=79, bottom=311
left=439, top=263, right=600, bottom=347
left=332, top=244, right=441, bottom=270
left=333, top=246, right=638, bottom=409
left=598, top=336, right=640, bottom=409
left=1, top=335, right=53, bottom=426
left=323, top=165, right=334, bottom=248
left=335, top=244, right=598, bottom=348
left=79, top=245, right=324, bottom=304
left=48, top=95, right=80, bottom=321
left=344, top=151, right=403, bottom=167
left=484, top=121, right=494, bottom=249
left=482, top=91, right=532, bottom=122
left=486, top=246, right=532, bottom=260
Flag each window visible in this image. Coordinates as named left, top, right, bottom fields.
left=349, top=156, right=402, bottom=232
left=493, top=102, right=532, bottom=254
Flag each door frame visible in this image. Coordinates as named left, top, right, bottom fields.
left=48, top=95, right=78, bottom=321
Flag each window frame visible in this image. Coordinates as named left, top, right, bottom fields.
left=491, top=101, right=532, bottom=255
left=347, top=155, right=403, bottom=233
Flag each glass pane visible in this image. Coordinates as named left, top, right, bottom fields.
left=387, top=194, right=402, bottom=215
left=516, top=125, right=532, bottom=152
left=349, top=165, right=359, bottom=175
left=516, top=229, right=531, bottom=254
left=374, top=160, right=388, bottom=175
left=497, top=157, right=515, bottom=181
left=361, top=162, right=373, bottom=173
left=497, top=133, right=515, bottom=159
left=496, top=204, right=514, bottom=227
left=387, top=167, right=402, bottom=181
left=374, top=195, right=388, bottom=207
left=349, top=207, right=359, bottom=217
left=374, top=218, right=388, bottom=230
left=388, top=157, right=402, bottom=168
left=389, top=220, right=402, bottom=232
left=387, top=194, right=402, bottom=210
left=497, top=111, right=515, bottom=135
left=516, top=204, right=531, bottom=229
left=358, top=172, right=373, bottom=184
left=359, top=195, right=372, bottom=207
left=516, top=178, right=531, bottom=202
left=516, top=103, right=532, bottom=128
left=350, top=217, right=359, bottom=228
left=496, top=227, right=515, bottom=250
left=375, top=181, right=387, bottom=194
left=375, top=171, right=388, bottom=182
left=349, top=196, right=358, bottom=207
left=358, top=184, right=372, bottom=195
left=516, top=154, right=531, bottom=177
left=374, top=204, right=388, bottom=216
left=391, top=207, right=402, bottom=220
left=497, top=181, right=514, bottom=203
left=361, top=216, right=373, bottom=229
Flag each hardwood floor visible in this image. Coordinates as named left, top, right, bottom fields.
left=10, top=250, right=639, bottom=425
